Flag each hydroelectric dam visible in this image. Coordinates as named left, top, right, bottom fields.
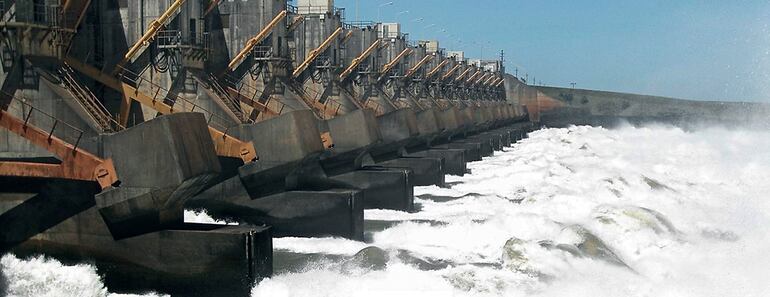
left=0, top=0, right=767, bottom=296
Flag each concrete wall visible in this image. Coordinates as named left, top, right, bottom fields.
left=536, top=86, right=770, bottom=128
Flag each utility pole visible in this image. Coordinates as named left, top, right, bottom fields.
left=499, top=50, right=505, bottom=73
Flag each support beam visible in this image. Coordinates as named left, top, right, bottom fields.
left=404, top=54, right=434, bottom=79
left=339, top=39, right=382, bottom=81
left=227, top=10, right=288, bottom=71
left=292, top=27, right=343, bottom=78
left=65, top=56, right=257, bottom=163
left=0, top=109, right=117, bottom=189
left=225, top=87, right=279, bottom=117
left=378, top=48, right=412, bottom=81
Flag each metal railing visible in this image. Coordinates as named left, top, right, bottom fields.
left=221, top=74, right=291, bottom=118
left=113, top=64, right=240, bottom=133
left=2, top=90, right=90, bottom=151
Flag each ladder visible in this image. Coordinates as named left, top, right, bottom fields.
left=58, top=63, right=119, bottom=132
left=202, top=73, right=248, bottom=123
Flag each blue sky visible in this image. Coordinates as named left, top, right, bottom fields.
left=329, top=0, right=770, bottom=102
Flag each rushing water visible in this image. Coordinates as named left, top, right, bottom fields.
left=3, top=124, right=770, bottom=297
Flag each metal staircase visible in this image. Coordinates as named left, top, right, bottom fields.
left=193, top=73, right=249, bottom=124
left=58, top=63, right=120, bottom=132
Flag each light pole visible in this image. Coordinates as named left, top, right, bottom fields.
left=378, top=2, right=393, bottom=23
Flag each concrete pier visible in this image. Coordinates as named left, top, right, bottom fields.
left=0, top=0, right=529, bottom=295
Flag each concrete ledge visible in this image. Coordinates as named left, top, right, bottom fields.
left=12, top=208, right=271, bottom=296
left=189, top=186, right=364, bottom=240
left=415, top=108, right=443, bottom=139
left=377, top=157, right=445, bottom=186
left=233, top=110, right=324, bottom=164
left=433, top=142, right=483, bottom=162
left=376, top=108, right=419, bottom=144
left=330, top=168, right=414, bottom=211
left=327, top=109, right=382, bottom=153
left=456, top=136, right=494, bottom=157
left=406, top=149, right=466, bottom=176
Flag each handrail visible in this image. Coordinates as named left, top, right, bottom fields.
left=0, top=95, right=118, bottom=189
left=65, top=56, right=257, bottom=163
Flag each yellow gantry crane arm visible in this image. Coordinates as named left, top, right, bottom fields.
left=339, top=39, right=382, bottom=81
left=441, top=64, right=461, bottom=81
left=378, top=48, right=412, bottom=81
left=466, top=70, right=482, bottom=84
left=228, top=10, right=288, bottom=71
left=425, top=58, right=449, bottom=80
left=475, top=72, right=490, bottom=85
left=340, top=30, right=354, bottom=45
left=486, top=77, right=497, bottom=86
left=115, top=0, right=187, bottom=72
left=292, top=27, right=343, bottom=78
left=484, top=75, right=499, bottom=86
left=64, top=57, right=257, bottom=163
left=455, top=67, right=473, bottom=82
left=404, top=54, right=434, bottom=79
left=287, top=15, right=305, bottom=32
left=203, top=0, right=222, bottom=16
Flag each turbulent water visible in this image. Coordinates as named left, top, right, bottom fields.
left=3, top=124, right=770, bottom=297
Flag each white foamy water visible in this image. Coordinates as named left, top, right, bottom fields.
left=259, top=125, right=770, bottom=297
left=2, top=125, right=769, bottom=297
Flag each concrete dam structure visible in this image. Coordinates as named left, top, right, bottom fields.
left=0, top=0, right=763, bottom=296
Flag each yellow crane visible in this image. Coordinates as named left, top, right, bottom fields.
left=227, top=10, right=288, bottom=71
left=292, top=27, right=344, bottom=78
left=425, top=58, right=449, bottom=80
left=466, top=70, right=482, bottom=84
left=378, top=48, right=412, bottom=81
left=441, top=64, right=461, bottom=81
left=404, top=54, right=434, bottom=79
left=455, top=67, right=473, bottom=82
left=339, top=39, right=382, bottom=81
left=114, top=0, right=187, bottom=73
